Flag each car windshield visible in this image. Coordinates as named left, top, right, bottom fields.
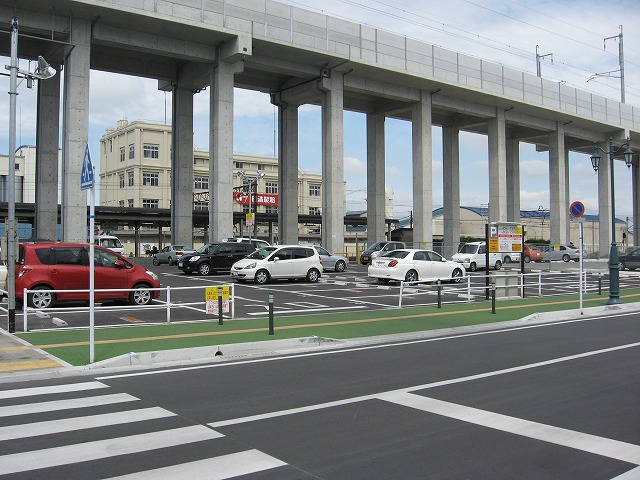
left=247, top=246, right=278, bottom=260
left=368, top=242, right=385, bottom=252
left=381, top=250, right=409, bottom=259
left=195, top=243, right=217, bottom=254
left=458, top=244, right=480, bottom=254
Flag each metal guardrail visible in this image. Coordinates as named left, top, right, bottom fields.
left=18, top=284, right=236, bottom=332
left=396, top=271, right=601, bottom=308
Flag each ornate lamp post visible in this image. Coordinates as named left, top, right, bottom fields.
left=6, top=17, right=56, bottom=332
left=589, top=137, right=634, bottom=305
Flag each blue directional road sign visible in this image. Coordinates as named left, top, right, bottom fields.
left=81, top=144, right=94, bottom=190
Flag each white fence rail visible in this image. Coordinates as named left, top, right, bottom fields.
left=397, top=271, right=599, bottom=308
left=20, top=284, right=236, bottom=332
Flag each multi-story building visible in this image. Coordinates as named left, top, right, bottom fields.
left=98, top=119, right=328, bottom=244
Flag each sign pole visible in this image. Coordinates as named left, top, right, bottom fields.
left=82, top=144, right=95, bottom=363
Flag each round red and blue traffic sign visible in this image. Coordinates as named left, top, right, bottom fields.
left=569, top=201, right=585, bottom=218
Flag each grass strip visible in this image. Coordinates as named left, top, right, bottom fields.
left=14, top=289, right=640, bottom=366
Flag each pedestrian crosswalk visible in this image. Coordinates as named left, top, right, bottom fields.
left=0, top=380, right=287, bottom=478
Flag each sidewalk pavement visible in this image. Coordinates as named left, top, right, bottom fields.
left=0, top=328, right=67, bottom=374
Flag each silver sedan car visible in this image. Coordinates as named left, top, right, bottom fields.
left=311, top=245, right=349, bottom=272
left=153, top=245, right=196, bottom=266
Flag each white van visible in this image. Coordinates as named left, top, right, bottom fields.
left=452, top=241, right=502, bottom=271
left=93, top=235, right=125, bottom=255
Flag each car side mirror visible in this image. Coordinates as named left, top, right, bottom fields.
left=272, top=256, right=280, bottom=262
left=114, top=259, right=125, bottom=268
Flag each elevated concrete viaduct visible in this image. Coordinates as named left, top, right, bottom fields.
left=1, top=0, right=639, bottom=257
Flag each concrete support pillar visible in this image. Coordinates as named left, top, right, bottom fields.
left=412, top=90, right=433, bottom=247
left=210, top=61, right=238, bottom=242
left=506, top=138, right=520, bottom=223
left=320, top=72, right=345, bottom=253
left=171, top=85, right=194, bottom=247
left=597, top=142, right=612, bottom=256
left=35, top=67, right=60, bottom=241
left=549, top=124, right=567, bottom=245
left=61, top=17, right=91, bottom=242
left=276, top=100, right=299, bottom=244
left=366, top=113, right=386, bottom=244
left=442, top=125, right=460, bottom=258
left=488, top=109, right=507, bottom=223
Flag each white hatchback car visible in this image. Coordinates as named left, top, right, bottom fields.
left=231, top=245, right=322, bottom=284
left=368, top=249, right=465, bottom=284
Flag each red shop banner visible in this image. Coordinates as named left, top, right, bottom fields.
left=233, top=192, right=279, bottom=206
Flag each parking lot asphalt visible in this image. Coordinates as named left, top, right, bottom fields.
left=0, top=255, right=635, bottom=378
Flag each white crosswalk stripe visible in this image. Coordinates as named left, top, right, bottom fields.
left=0, top=381, right=289, bottom=478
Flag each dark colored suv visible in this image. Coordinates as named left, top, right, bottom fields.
left=178, top=242, right=255, bottom=275
left=9, top=242, right=161, bottom=309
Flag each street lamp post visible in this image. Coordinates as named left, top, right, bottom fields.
left=236, top=169, right=265, bottom=240
left=6, top=17, right=56, bottom=332
left=590, top=137, right=634, bottom=305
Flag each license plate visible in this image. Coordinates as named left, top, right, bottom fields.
left=178, top=262, right=182, bottom=268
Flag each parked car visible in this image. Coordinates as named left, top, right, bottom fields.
left=368, top=249, right=465, bottom=284
left=451, top=241, right=502, bottom=271
left=360, top=241, right=406, bottom=265
left=153, top=245, right=196, bottom=266
left=619, top=247, right=640, bottom=270
left=221, top=237, right=271, bottom=250
left=502, top=251, right=521, bottom=264
left=179, top=242, right=254, bottom=275
left=538, top=244, right=582, bottom=262
left=93, top=235, right=125, bottom=255
left=310, top=245, right=348, bottom=272
left=230, top=245, right=322, bottom=284
left=9, top=242, right=160, bottom=309
left=523, top=243, right=544, bottom=263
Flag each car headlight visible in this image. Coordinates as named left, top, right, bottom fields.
left=146, top=270, right=159, bottom=280
left=244, top=262, right=257, bottom=269
left=189, top=256, right=200, bottom=262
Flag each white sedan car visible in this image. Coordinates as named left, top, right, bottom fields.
left=368, top=249, right=466, bottom=284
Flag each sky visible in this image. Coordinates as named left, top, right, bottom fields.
left=1, top=0, right=640, bottom=226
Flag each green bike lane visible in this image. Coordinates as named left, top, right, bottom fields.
left=1, top=288, right=638, bottom=370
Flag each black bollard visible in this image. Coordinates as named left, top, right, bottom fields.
left=218, top=288, right=223, bottom=325
left=268, top=291, right=274, bottom=335
left=437, top=280, right=442, bottom=308
left=491, top=281, right=496, bottom=314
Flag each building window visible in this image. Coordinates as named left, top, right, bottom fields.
left=120, top=147, right=125, bottom=162
left=309, top=184, right=321, bottom=197
left=194, top=201, right=208, bottom=211
left=235, top=162, right=243, bottom=169
left=309, top=207, right=321, bottom=215
left=118, top=200, right=125, bottom=207
left=142, top=199, right=159, bottom=209
left=119, top=174, right=125, bottom=189
left=265, top=206, right=278, bottom=214
left=143, top=172, right=159, bottom=186
left=128, top=172, right=134, bottom=186
left=143, top=144, right=159, bottom=159
left=242, top=204, right=250, bottom=214
left=128, top=199, right=134, bottom=208
left=258, top=164, right=266, bottom=171
left=194, top=176, right=209, bottom=190
left=128, top=144, right=135, bottom=159
left=265, top=182, right=278, bottom=194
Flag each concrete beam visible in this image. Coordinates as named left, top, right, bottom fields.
left=92, top=23, right=216, bottom=61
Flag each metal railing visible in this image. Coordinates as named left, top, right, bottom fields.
left=19, top=284, right=236, bottom=332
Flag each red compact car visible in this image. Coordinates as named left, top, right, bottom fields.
left=8, top=242, right=161, bottom=309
